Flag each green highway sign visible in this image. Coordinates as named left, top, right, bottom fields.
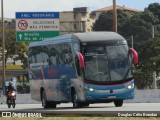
left=16, top=12, right=60, bottom=42
left=16, top=31, right=60, bottom=42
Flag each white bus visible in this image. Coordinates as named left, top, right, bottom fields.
left=28, top=32, right=138, bottom=108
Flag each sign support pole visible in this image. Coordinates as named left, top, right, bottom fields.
left=1, top=0, right=6, bottom=94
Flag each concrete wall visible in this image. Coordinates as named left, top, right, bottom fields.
left=60, top=11, right=95, bottom=35
left=0, top=94, right=41, bottom=104
left=126, top=89, right=160, bottom=103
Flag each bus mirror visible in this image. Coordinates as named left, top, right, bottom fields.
left=76, top=51, right=85, bottom=68
left=129, top=48, right=138, bottom=64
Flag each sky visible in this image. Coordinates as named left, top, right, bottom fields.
left=0, top=0, right=160, bottom=18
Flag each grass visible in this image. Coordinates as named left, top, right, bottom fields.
left=0, top=116, right=160, bottom=120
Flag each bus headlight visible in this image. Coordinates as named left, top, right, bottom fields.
left=128, top=85, right=132, bottom=89
left=127, top=84, right=134, bottom=90
left=89, top=88, right=94, bottom=92
left=84, top=86, right=95, bottom=92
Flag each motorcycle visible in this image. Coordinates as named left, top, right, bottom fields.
left=7, top=90, right=16, bottom=108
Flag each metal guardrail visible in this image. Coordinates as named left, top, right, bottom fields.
left=0, top=70, right=28, bottom=75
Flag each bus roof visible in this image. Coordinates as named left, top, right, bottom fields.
left=29, top=32, right=125, bottom=48
left=73, top=32, right=125, bottom=42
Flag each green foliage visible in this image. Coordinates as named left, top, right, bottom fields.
left=121, top=11, right=158, bottom=40
left=134, top=67, right=153, bottom=89
left=5, top=31, right=29, bottom=68
left=92, top=3, right=160, bottom=89
left=93, top=11, right=113, bottom=31
left=134, top=37, right=160, bottom=89
left=93, top=10, right=131, bottom=32
left=145, top=3, right=160, bottom=23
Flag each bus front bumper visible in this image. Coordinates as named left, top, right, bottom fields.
left=85, top=88, right=134, bottom=103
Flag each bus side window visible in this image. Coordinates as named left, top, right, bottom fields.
left=28, top=48, right=33, bottom=64
left=30, top=47, right=36, bottom=64
left=72, top=42, right=81, bottom=76
left=50, top=45, right=58, bottom=65
left=41, top=46, right=49, bottom=64
left=36, top=46, right=43, bottom=64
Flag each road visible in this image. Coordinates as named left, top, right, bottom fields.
left=0, top=103, right=160, bottom=111
left=0, top=103, right=160, bottom=117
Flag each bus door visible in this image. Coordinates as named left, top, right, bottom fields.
left=59, top=43, right=75, bottom=101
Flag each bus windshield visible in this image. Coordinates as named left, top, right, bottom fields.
left=84, top=44, right=132, bottom=83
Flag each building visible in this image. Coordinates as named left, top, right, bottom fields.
left=0, top=18, right=15, bottom=30
left=60, top=7, right=95, bottom=35
left=94, top=5, right=141, bottom=19
left=0, top=7, right=96, bottom=36
left=0, top=6, right=141, bottom=35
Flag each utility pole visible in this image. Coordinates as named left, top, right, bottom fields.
left=113, top=0, right=117, bottom=32
left=152, top=25, right=154, bottom=38
left=131, top=35, right=133, bottom=48
left=152, top=26, right=157, bottom=89
left=1, top=0, right=5, bottom=93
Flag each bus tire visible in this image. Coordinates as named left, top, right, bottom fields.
left=42, top=90, right=49, bottom=108
left=49, top=102, right=57, bottom=108
left=114, top=100, right=123, bottom=107
left=73, top=91, right=80, bottom=108
left=81, top=103, right=89, bottom=107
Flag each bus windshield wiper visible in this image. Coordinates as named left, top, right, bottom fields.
left=122, top=66, right=132, bottom=82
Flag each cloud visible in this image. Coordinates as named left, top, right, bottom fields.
left=2, top=0, right=112, bottom=18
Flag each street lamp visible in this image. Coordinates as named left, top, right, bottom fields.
left=1, top=0, right=6, bottom=93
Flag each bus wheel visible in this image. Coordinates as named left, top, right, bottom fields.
left=49, top=102, right=57, bottom=108
left=73, top=91, right=80, bottom=108
left=42, top=91, right=49, bottom=108
left=82, top=103, right=89, bottom=107
left=114, top=100, right=123, bottom=107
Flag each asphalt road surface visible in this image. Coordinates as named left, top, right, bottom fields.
left=0, top=103, right=160, bottom=117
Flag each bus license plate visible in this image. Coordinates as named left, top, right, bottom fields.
left=108, top=96, right=116, bottom=99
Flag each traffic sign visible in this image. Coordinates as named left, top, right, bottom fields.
left=16, top=19, right=59, bottom=31
left=16, top=12, right=60, bottom=42
left=16, top=31, right=60, bottom=42
left=18, top=20, right=28, bottom=30
left=16, top=12, right=59, bottom=19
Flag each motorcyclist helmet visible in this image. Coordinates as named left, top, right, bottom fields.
left=9, top=81, right=12, bottom=87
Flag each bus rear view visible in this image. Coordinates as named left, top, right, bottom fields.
left=28, top=32, right=138, bottom=108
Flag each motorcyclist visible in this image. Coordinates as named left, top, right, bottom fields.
left=8, top=79, right=14, bottom=92
left=6, top=78, right=15, bottom=103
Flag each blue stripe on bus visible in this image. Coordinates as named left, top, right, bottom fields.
left=29, top=65, right=77, bottom=80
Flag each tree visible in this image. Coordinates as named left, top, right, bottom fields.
left=145, top=3, right=160, bottom=23
left=134, top=37, right=160, bottom=89
left=122, top=10, right=158, bottom=36
left=121, top=10, right=158, bottom=51
left=5, top=31, right=29, bottom=68
left=92, top=6, right=160, bottom=89
left=121, top=11, right=159, bottom=89
left=92, top=10, right=131, bottom=33
left=145, top=3, right=160, bottom=38
left=134, top=67, right=153, bottom=89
